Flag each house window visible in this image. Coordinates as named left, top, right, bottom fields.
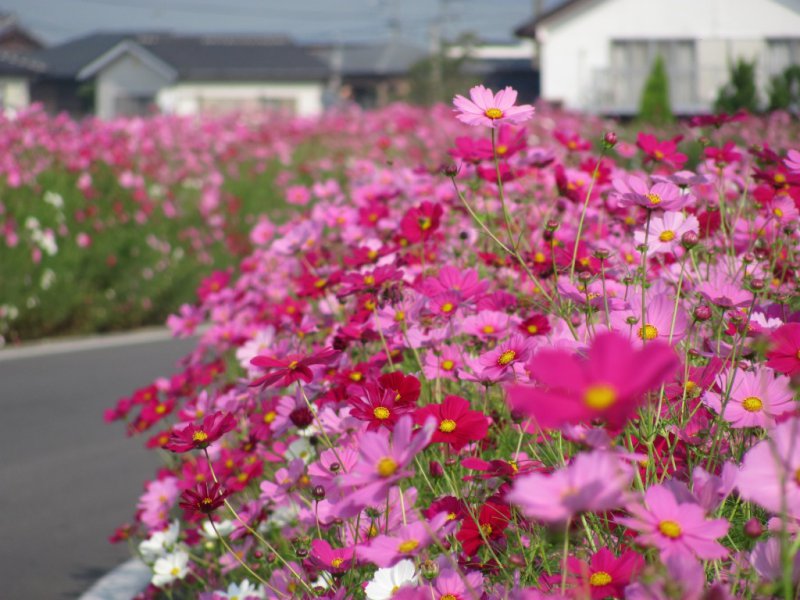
left=609, top=40, right=697, bottom=112
left=766, top=39, right=800, bottom=76
left=114, top=94, right=154, bottom=116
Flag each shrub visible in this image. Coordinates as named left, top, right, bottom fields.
left=714, top=57, right=760, bottom=114
left=767, top=64, right=800, bottom=114
left=638, top=55, right=673, bottom=126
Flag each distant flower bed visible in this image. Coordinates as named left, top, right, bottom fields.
left=107, top=90, right=800, bottom=599
left=0, top=104, right=448, bottom=343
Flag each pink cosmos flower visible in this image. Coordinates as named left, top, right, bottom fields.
left=785, top=148, right=800, bottom=174
left=613, top=175, right=686, bottom=211
left=611, top=292, right=689, bottom=345
left=737, top=417, right=800, bottom=518
left=308, top=539, right=355, bottom=574
left=507, top=451, right=632, bottom=523
left=164, top=411, right=236, bottom=453
left=419, top=265, right=489, bottom=301
left=617, top=484, right=729, bottom=561
left=703, top=367, right=795, bottom=429
left=506, top=332, right=679, bottom=430
left=479, top=335, right=532, bottom=382
left=765, top=323, right=800, bottom=376
left=357, top=513, right=449, bottom=567
left=431, top=568, right=484, bottom=600
left=557, top=548, right=644, bottom=599
left=249, top=347, right=340, bottom=389
left=633, top=211, right=699, bottom=254
left=422, top=345, right=462, bottom=381
left=453, top=85, right=535, bottom=129
left=335, top=416, right=435, bottom=517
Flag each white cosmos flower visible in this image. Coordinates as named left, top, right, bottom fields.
left=365, top=559, right=417, bottom=600
left=218, top=579, right=264, bottom=599
left=139, top=521, right=180, bottom=563
left=200, top=518, right=235, bottom=540
left=151, top=550, right=189, bottom=587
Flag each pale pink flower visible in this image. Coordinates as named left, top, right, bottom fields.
left=453, top=85, right=535, bottom=129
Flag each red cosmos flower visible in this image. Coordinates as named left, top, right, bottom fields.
left=414, top=395, right=489, bottom=450
left=378, top=371, right=421, bottom=406
left=399, top=201, right=442, bottom=244
left=636, top=133, right=687, bottom=170
left=349, top=383, right=414, bottom=431
left=164, top=411, right=237, bottom=453
left=518, top=314, right=551, bottom=337
left=704, top=141, right=742, bottom=165
left=456, top=501, right=511, bottom=556
left=249, top=347, right=340, bottom=389
left=766, top=323, right=800, bottom=376
left=557, top=548, right=645, bottom=599
left=179, top=481, right=230, bottom=515
left=338, top=265, right=403, bottom=297
left=506, top=332, right=679, bottom=430
left=197, top=270, right=230, bottom=301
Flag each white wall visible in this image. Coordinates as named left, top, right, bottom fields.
left=538, top=0, right=800, bottom=113
left=95, top=53, right=172, bottom=119
left=157, top=82, right=325, bottom=117
left=0, top=77, right=29, bottom=113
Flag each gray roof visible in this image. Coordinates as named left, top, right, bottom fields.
left=0, top=49, right=46, bottom=76
left=311, top=40, right=427, bottom=77
left=32, top=32, right=330, bottom=81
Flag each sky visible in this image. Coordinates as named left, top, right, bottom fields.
left=6, top=0, right=543, bottom=46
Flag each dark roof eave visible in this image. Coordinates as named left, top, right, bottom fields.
left=514, top=0, right=588, bottom=39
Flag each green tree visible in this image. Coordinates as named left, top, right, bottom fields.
left=638, top=55, right=673, bottom=126
left=767, top=64, right=800, bottom=114
left=714, top=58, right=760, bottom=113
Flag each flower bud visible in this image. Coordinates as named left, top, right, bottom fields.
left=593, top=248, right=610, bottom=260
left=743, top=518, right=763, bottom=538
left=578, top=271, right=592, bottom=283
left=749, top=277, right=765, bottom=291
left=420, top=559, right=439, bottom=580
left=693, top=304, right=712, bottom=321
left=312, top=485, right=326, bottom=501
left=680, top=231, right=699, bottom=249
left=429, top=460, right=444, bottom=478
left=603, top=131, right=618, bottom=148
left=546, top=219, right=560, bottom=231
left=742, top=252, right=755, bottom=264
left=329, top=461, right=341, bottom=473
left=443, top=164, right=459, bottom=178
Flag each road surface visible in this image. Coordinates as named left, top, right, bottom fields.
left=0, top=330, right=197, bottom=599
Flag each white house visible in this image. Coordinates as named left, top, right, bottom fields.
left=516, top=0, right=800, bottom=114
left=74, top=34, right=330, bottom=119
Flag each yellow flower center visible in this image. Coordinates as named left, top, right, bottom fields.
left=397, top=539, right=419, bottom=553
left=527, top=324, right=538, bottom=334
left=589, top=571, right=612, bottom=586
left=638, top=324, right=659, bottom=340
left=774, top=208, right=784, bottom=218
left=482, top=325, right=495, bottom=334
left=484, top=108, right=503, bottom=119
left=364, top=275, right=376, bottom=286
left=684, top=380, right=699, bottom=398
left=658, top=520, right=682, bottom=538
left=330, top=557, right=344, bottom=568
left=350, top=372, right=363, bottom=382
left=775, top=173, right=787, bottom=184
left=419, top=217, right=432, bottom=230
left=497, top=349, right=516, bottom=366
left=373, top=406, right=391, bottom=420
left=314, top=278, right=327, bottom=288
left=263, top=410, right=277, bottom=423
left=170, top=566, right=181, bottom=576
left=584, top=384, right=617, bottom=410
left=658, top=230, right=676, bottom=242
left=439, top=419, right=457, bottom=433
left=646, top=193, right=662, bottom=205
left=534, top=251, right=546, bottom=263
left=496, top=144, right=508, bottom=155
left=441, top=302, right=455, bottom=313
left=441, top=595, right=458, bottom=600
left=192, top=430, right=209, bottom=443
left=394, top=310, right=405, bottom=322
left=288, top=360, right=299, bottom=370
left=742, top=396, right=763, bottom=412
left=376, top=457, right=398, bottom=477
left=442, top=359, right=455, bottom=371
left=654, top=150, right=665, bottom=160
left=480, top=523, right=493, bottom=535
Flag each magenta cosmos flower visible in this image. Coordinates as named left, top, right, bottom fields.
left=617, top=484, right=729, bottom=561
left=506, top=451, right=632, bottom=523
left=335, top=416, right=435, bottom=517
left=453, top=85, right=534, bottom=129
left=765, top=323, right=800, bottom=376
left=703, top=367, right=795, bottom=429
left=561, top=548, right=644, bottom=599
left=164, top=411, right=236, bottom=452
left=506, top=332, right=679, bottom=430
left=357, top=513, right=449, bottom=567
left=737, top=417, right=800, bottom=518
left=413, top=395, right=489, bottom=451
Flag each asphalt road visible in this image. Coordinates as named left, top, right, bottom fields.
left=0, top=331, right=197, bottom=599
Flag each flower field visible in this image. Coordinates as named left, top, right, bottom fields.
left=98, top=89, right=800, bottom=599
left=0, top=105, right=434, bottom=342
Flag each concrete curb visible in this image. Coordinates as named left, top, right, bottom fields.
left=0, top=326, right=184, bottom=361
left=78, top=558, right=150, bottom=600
